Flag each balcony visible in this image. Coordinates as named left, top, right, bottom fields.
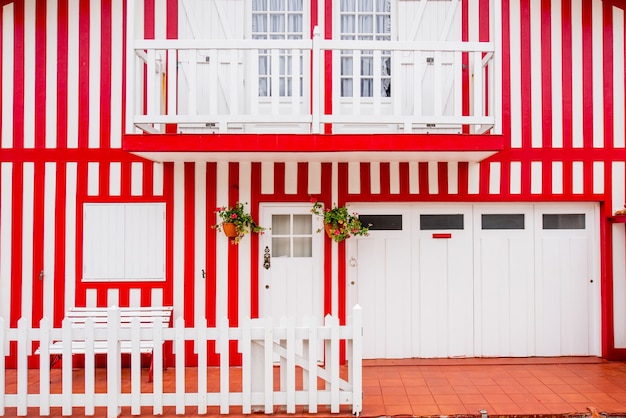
left=126, top=29, right=499, bottom=138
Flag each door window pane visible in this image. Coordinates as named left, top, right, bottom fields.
left=542, top=214, right=586, bottom=230
left=358, top=214, right=402, bottom=230
left=481, top=214, right=525, bottom=230
left=420, top=214, right=464, bottom=230
left=271, top=213, right=313, bottom=257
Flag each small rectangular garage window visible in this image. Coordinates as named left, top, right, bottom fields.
left=358, top=215, right=402, bottom=230
left=542, top=214, right=586, bottom=230
left=420, top=214, right=464, bottom=230
left=481, top=214, right=525, bottom=230
left=82, top=203, right=166, bottom=282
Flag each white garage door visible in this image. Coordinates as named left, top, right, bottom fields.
left=347, top=203, right=601, bottom=359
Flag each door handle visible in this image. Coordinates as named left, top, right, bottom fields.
left=263, top=246, right=271, bottom=270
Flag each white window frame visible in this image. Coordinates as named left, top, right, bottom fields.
left=82, top=203, right=166, bottom=282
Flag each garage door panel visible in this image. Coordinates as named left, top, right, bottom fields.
left=385, top=239, right=412, bottom=358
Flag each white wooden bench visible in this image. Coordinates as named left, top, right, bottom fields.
left=38, top=306, right=173, bottom=381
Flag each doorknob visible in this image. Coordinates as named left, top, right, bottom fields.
left=263, top=246, right=271, bottom=270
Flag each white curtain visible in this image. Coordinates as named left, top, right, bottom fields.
left=253, top=0, right=304, bottom=96
left=340, top=0, right=391, bottom=97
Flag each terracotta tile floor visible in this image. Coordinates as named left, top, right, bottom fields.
left=3, top=357, right=626, bottom=417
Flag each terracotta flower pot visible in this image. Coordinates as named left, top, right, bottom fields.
left=324, top=223, right=333, bottom=238
left=222, top=222, right=238, bottom=238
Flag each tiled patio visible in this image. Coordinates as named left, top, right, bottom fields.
left=3, top=357, right=626, bottom=417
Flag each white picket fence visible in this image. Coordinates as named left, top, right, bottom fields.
left=0, top=306, right=362, bottom=417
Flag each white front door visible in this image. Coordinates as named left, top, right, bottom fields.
left=415, top=206, right=474, bottom=358
left=534, top=204, right=600, bottom=356
left=346, top=206, right=412, bottom=359
left=258, top=204, right=324, bottom=324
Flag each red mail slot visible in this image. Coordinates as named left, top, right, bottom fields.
left=432, top=233, right=452, bottom=239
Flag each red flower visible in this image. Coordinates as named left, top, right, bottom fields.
left=230, top=213, right=238, bottom=219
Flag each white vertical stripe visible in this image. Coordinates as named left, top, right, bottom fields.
left=107, top=289, right=120, bottom=306
left=613, top=222, right=626, bottom=347
left=261, top=162, right=274, bottom=195
left=552, top=161, right=563, bottom=194
left=427, top=162, right=438, bottom=194
left=215, top=162, right=229, bottom=320
left=389, top=162, right=400, bottom=194
left=85, top=289, right=97, bottom=307
left=551, top=0, right=563, bottom=148
left=447, top=162, right=458, bottom=194
left=1, top=4, right=14, bottom=148
left=173, top=163, right=185, bottom=320
left=468, top=162, right=480, bottom=194
left=131, top=162, right=143, bottom=196
left=284, top=162, right=298, bottom=194
left=489, top=162, right=500, bottom=194
left=408, top=162, right=419, bottom=194
left=154, top=0, right=167, bottom=39
left=87, top=162, right=99, bottom=196
left=21, top=164, right=34, bottom=324
left=613, top=8, right=625, bottom=148
left=129, top=289, right=141, bottom=307
left=530, top=0, right=542, bottom=148
left=509, top=1, right=521, bottom=148
left=592, top=0, right=603, bottom=148
left=43, top=163, right=56, bottom=321
left=153, top=162, right=164, bottom=196
left=307, top=162, right=321, bottom=195
left=88, top=0, right=101, bottom=148
left=238, top=163, right=252, bottom=321
left=23, top=0, right=36, bottom=148
left=571, top=1, right=583, bottom=148
left=45, top=1, right=58, bottom=148
left=612, top=162, right=626, bottom=212
left=531, top=161, right=542, bottom=194
left=65, top=163, right=77, bottom=309
left=467, top=0, right=479, bottom=42
left=593, top=161, right=604, bottom=194
left=510, top=161, right=522, bottom=194
left=348, top=162, right=360, bottom=194
left=572, top=161, right=584, bottom=194
left=67, top=0, right=79, bottom=148
left=194, top=163, right=207, bottom=325
left=109, top=162, right=121, bottom=196
left=370, top=162, right=380, bottom=194
left=0, top=163, right=13, bottom=322
left=110, top=0, right=124, bottom=148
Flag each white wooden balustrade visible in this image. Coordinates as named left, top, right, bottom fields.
left=0, top=306, right=362, bottom=417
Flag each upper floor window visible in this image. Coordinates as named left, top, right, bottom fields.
left=340, top=0, right=392, bottom=97
left=252, top=0, right=304, bottom=97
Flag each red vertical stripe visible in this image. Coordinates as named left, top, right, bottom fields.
left=10, top=164, right=24, bottom=327
left=418, top=162, right=429, bottom=195
left=541, top=0, right=553, bottom=148
left=53, top=163, right=66, bottom=327
left=379, top=163, right=390, bottom=195
left=581, top=0, right=594, bottom=148
left=74, top=160, right=88, bottom=307
left=163, top=162, right=174, bottom=307
left=228, top=163, right=240, bottom=363
left=561, top=1, right=573, bottom=150
left=359, top=163, right=371, bottom=197
left=183, top=162, right=197, bottom=364
left=77, top=0, right=90, bottom=149
left=206, top=163, right=218, bottom=364
left=250, top=163, right=261, bottom=319
left=602, top=2, right=614, bottom=151
left=35, top=0, right=46, bottom=149
left=13, top=1, right=25, bottom=149
left=437, top=162, right=448, bottom=195
left=458, top=162, right=469, bottom=196
left=399, top=162, right=410, bottom=196
left=31, top=161, right=45, bottom=325
left=321, top=162, right=332, bottom=317
left=56, top=0, right=69, bottom=149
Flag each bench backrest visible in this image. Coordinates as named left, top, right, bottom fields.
left=65, top=306, right=173, bottom=329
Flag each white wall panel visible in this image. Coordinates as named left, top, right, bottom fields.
left=409, top=162, right=419, bottom=194
left=531, top=161, right=542, bottom=194
left=45, top=0, right=58, bottom=149
left=110, top=0, right=124, bottom=148
left=530, top=0, right=542, bottom=149
left=87, top=162, right=99, bottom=196
left=194, top=163, right=207, bottom=324
left=592, top=0, right=604, bottom=148
left=153, top=162, right=164, bottom=196
left=390, top=162, right=400, bottom=194
left=21, top=163, right=34, bottom=324
left=552, top=161, right=563, bottom=194
left=370, top=162, right=380, bottom=194
left=614, top=8, right=625, bottom=149
left=88, top=0, right=101, bottom=149
left=0, top=163, right=12, bottom=322
left=571, top=1, right=583, bottom=148
left=572, top=161, right=584, bottom=194
left=23, top=0, right=36, bottom=149
left=307, top=161, right=321, bottom=195
left=489, top=162, right=500, bottom=194
left=551, top=0, right=563, bottom=148
left=65, top=163, right=77, bottom=309
left=131, top=162, right=143, bottom=196
left=510, top=161, right=521, bottom=194
left=593, top=161, right=604, bottom=194
left=110, top=162, right=121, bottom=196
left=43, top=163, right=56, bottom=321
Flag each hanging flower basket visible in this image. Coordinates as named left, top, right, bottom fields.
left=221, top=222, right=238, bottom=238
left=212, top=202, right=265, bottom=244
left=311, top=199, right=370, bottom=243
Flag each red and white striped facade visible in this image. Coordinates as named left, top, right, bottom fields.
left=1, top=0, right=626, bottom=365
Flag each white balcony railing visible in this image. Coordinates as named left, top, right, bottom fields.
left=127, top=28, right=498, bottom=136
